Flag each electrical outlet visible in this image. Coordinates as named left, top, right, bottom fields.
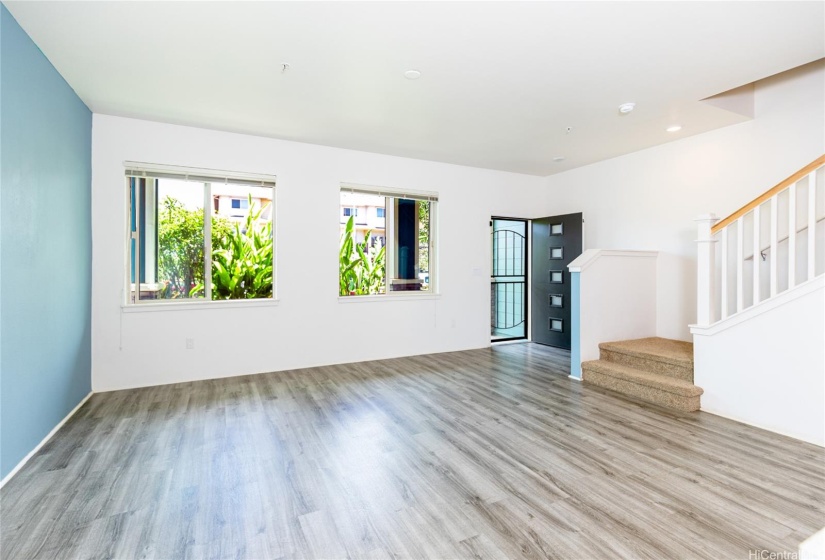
left=450, top=319, right=456, bottom=328
left=185, top=338, right=195, bottom=350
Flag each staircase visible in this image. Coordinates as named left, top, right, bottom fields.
left=690, top=154, right=825, bottom=445
left=581, top=337, right=703, bottom=412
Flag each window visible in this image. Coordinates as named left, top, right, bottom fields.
left=339, top=185, right=437, bottom=296
left=343, top=207, right=358, bottom=217
left=125, top=163, right=276, bottom=304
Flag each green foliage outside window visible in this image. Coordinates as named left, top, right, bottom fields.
left=418, top=201, right=430, bottom=273
left=158, top=195, right=272, bottom=300
left=339, top=216, right=385, bottom=295
left=158, top=196, right=230, bottom=298
left=207, top=198, right=273, bottom=299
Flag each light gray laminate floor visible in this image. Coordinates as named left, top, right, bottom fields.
left=1, top=343, right=823, bottom=560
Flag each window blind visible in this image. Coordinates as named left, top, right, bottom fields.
left=340, top=183, right=438, bottom=202
left=124, top=162, right=276, bottom=188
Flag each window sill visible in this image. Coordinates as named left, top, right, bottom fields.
left=338, top=293, right=441, bottom=303
left=122, top=299, right=279, bottom=313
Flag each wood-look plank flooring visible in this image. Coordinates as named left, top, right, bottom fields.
left=1, top=343, right=823, bottom=560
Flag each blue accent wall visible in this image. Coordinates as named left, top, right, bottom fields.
left=1, top=4, right=92, bottom=479
left=570, top=272, right=581, bottom=379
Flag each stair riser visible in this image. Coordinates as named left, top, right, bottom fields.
left=583, top=368, right=701, bottom=412
left=600, top=349, right=693, bottom=382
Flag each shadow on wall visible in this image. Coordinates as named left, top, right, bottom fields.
left=657, top=252, right=697, bottom=341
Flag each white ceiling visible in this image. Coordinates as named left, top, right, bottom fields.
left=6, top=1, right=824, bottom=176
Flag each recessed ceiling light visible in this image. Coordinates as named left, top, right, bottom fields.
left=553, top=156, right=566, bottom=162
left=666, top=125, right=682, bottom=132
left=618, top=102, right=636, bottom=114
left=404, top=69, right=421, bottom=80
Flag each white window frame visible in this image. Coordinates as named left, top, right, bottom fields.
left=339, top=183, right=439, bottom=299
left=124, top=162, right=277, bottom=307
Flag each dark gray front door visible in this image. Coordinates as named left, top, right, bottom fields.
left=531, top=213, right=583, bottom=349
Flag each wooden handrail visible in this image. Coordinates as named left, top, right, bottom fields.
left=712, top=154, right=825, bottom=233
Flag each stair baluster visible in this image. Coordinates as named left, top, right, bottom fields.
left=695, top=154, right=824, bottom=328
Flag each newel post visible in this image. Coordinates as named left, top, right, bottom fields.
left=695, top=213, right=719, bottom=327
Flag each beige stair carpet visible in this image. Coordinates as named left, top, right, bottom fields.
left=582, top=337, right=703, bottom=412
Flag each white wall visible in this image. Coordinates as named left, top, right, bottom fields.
left=693, top=277, right=825, bottom=447
left=91, top=115, right=546, bottom=391
left=569, top=250, right=658, bottom=378
left=539, top=60, right=825, bottom=340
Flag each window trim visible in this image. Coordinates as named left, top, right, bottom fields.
left=124, top=162, right=277, bottom=306
left=122, top=298, right=280, bottom=313
left=339, top=182, right=438, bottom=298
left=337, top=293, right=441, bottom=303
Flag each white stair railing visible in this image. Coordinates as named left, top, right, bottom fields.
left=695, top=155, right=825, bottom=327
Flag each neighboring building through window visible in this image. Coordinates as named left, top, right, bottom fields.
left=126, top=164, right=275, bottom=304
left=339, top=186, right=437, bottom=296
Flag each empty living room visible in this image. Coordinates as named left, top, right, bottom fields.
left=2, top=2, right=824, bottom=559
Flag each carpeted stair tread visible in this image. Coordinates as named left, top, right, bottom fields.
left=599, top=337, right=693, bottom=368
left=581, top=359, right=703, bottom=397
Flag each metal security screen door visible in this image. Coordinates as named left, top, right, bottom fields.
left=491, top=218, right=528, bottom=342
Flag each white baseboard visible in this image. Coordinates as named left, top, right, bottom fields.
left=0, top=391, right=94, bottom=489
left=700, top=406, right=824, bottom=448
left=568, top=375, right=582, bottom=381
